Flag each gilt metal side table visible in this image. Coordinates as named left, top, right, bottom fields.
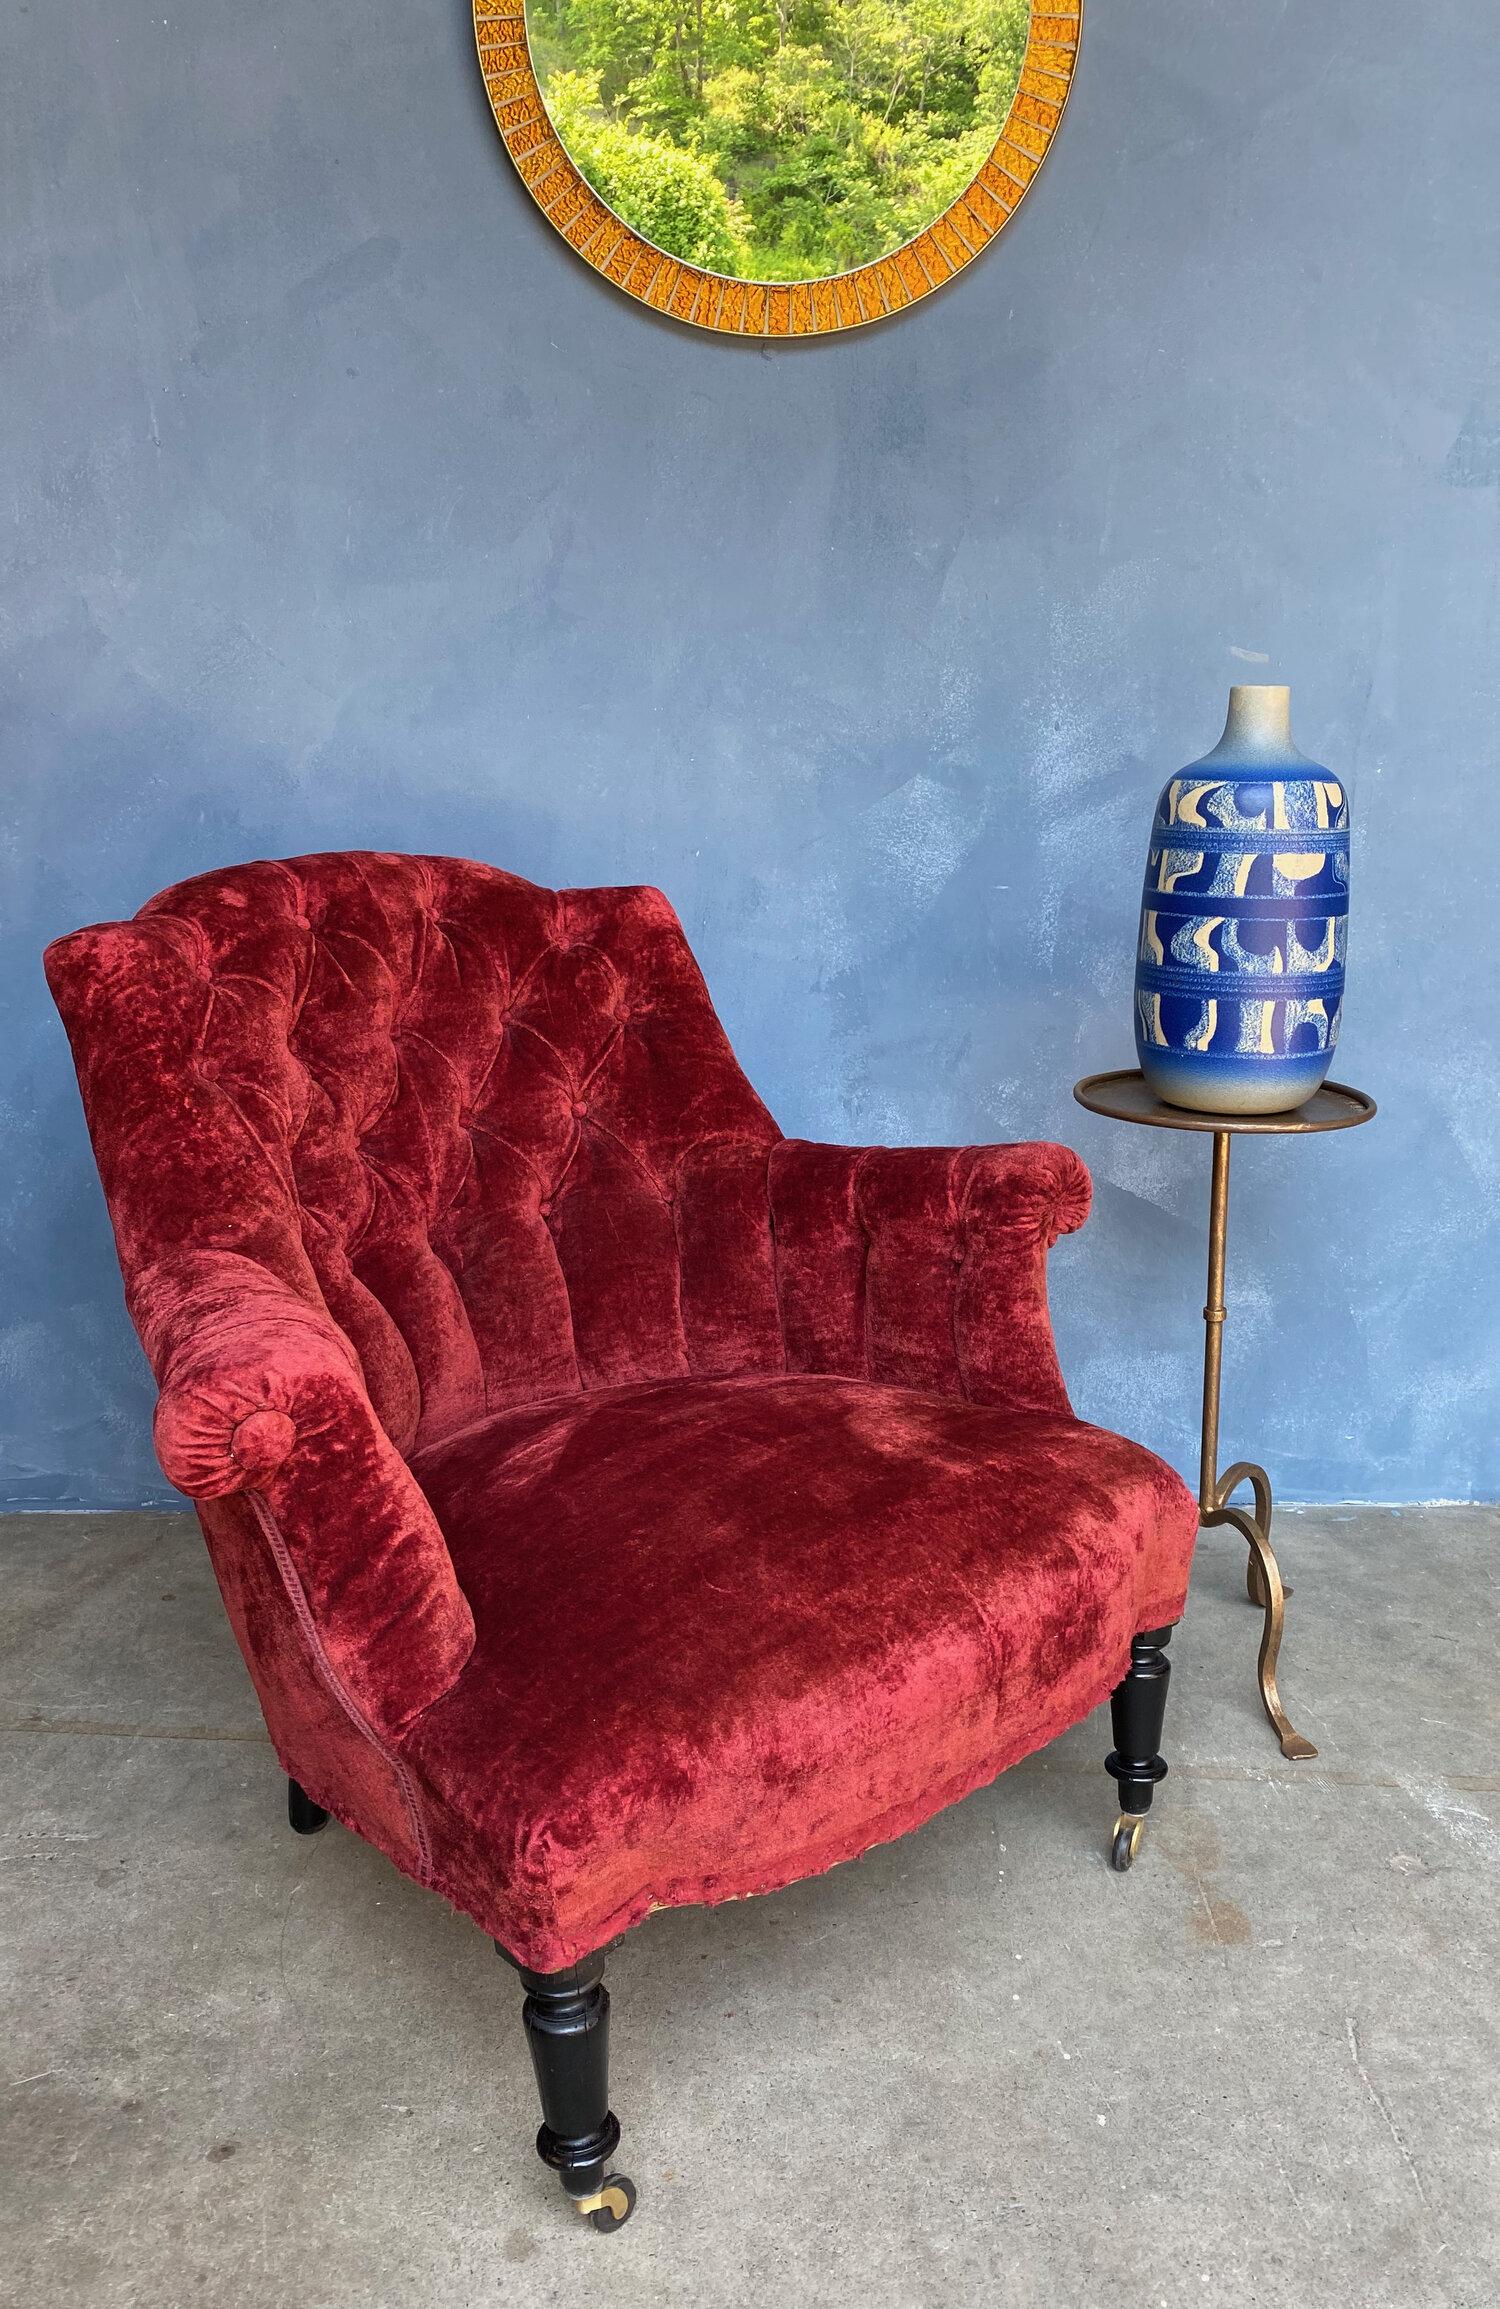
left=1073, top=1069, right=1376, bottom=1762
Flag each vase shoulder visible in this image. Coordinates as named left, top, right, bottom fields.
left=1152, top=757, right=1349, bottom=838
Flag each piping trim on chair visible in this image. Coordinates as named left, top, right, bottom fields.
left=246, top=1489, right=435, bottom=1883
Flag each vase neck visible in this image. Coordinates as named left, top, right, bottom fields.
left=1203, top=684, right=1307, bottom=766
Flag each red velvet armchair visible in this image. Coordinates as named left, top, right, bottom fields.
left=46, top=852, right=1198, bottom=2230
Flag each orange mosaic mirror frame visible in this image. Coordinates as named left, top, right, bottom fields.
left=473, top=3, right=1081, bottom=336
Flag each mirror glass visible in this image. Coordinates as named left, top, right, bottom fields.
left=523, top=0, right=1032, bottom=281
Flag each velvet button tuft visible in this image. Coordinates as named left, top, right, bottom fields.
left=571, top=1099, right=588, bottom=1118
left=539, top=1200, right=552, bottom=1218
left=230, top=1407, right=297, bottom=1484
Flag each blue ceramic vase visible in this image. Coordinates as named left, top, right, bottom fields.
left=1133, top=686, right=1348, bottom=1115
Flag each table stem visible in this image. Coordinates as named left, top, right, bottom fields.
left=1195, top=1129, right=1317, bottom=1761
left=1199, top=1131, right=1230, bottom=1514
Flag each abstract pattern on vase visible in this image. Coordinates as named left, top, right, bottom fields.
left=1133, top=767, right=1349, bottom=1115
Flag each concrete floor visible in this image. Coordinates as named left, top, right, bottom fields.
left=2, top=1506, right=1496, bottom=2309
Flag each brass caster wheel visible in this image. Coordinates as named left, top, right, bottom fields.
left=575, top=2175, right=636, bottom=2232
left=1110, top=1813, right=1146, bottom=1872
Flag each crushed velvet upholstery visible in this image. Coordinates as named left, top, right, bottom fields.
left=46, top=852, right=1199, bottom=1971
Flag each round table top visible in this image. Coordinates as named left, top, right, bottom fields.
left=1073, top=1069, right=1376, bottom=1136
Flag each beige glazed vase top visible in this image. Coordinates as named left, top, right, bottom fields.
left=1132, top=687, right=1350, bottom=1115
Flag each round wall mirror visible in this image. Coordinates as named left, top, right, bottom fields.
left=474, top=1, right=1079, bottom=334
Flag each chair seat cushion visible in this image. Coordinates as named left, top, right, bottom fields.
left=404, top=1375, right=1198, bottom=1969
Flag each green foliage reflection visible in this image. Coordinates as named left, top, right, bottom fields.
left=529, top=0, right=1030, bottom=280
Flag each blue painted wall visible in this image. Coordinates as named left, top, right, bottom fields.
left=3, top=1, right=1496, bottom=1506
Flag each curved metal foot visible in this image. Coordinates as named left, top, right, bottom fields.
left=1246, top=1554, right=1294, bottom=1607
left=1219, top=1462, right=1295, bottom=1607
left=1206, top=1465, right=1316, bottom=1761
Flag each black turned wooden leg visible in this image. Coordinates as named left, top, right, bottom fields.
left=502, top=1949, right=636, bottom=2231
left=1104, top=1625, right=1174, bottom=1871
left=287, top=1777, right=328, bottom=1835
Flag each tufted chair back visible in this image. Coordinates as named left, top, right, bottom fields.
left=46, top=854, right=784, bottom=1457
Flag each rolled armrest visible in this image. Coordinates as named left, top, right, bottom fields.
left=136, top=1252, right=476, bottom=1740
left=770, top=1139, right=1091, bottom=1415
